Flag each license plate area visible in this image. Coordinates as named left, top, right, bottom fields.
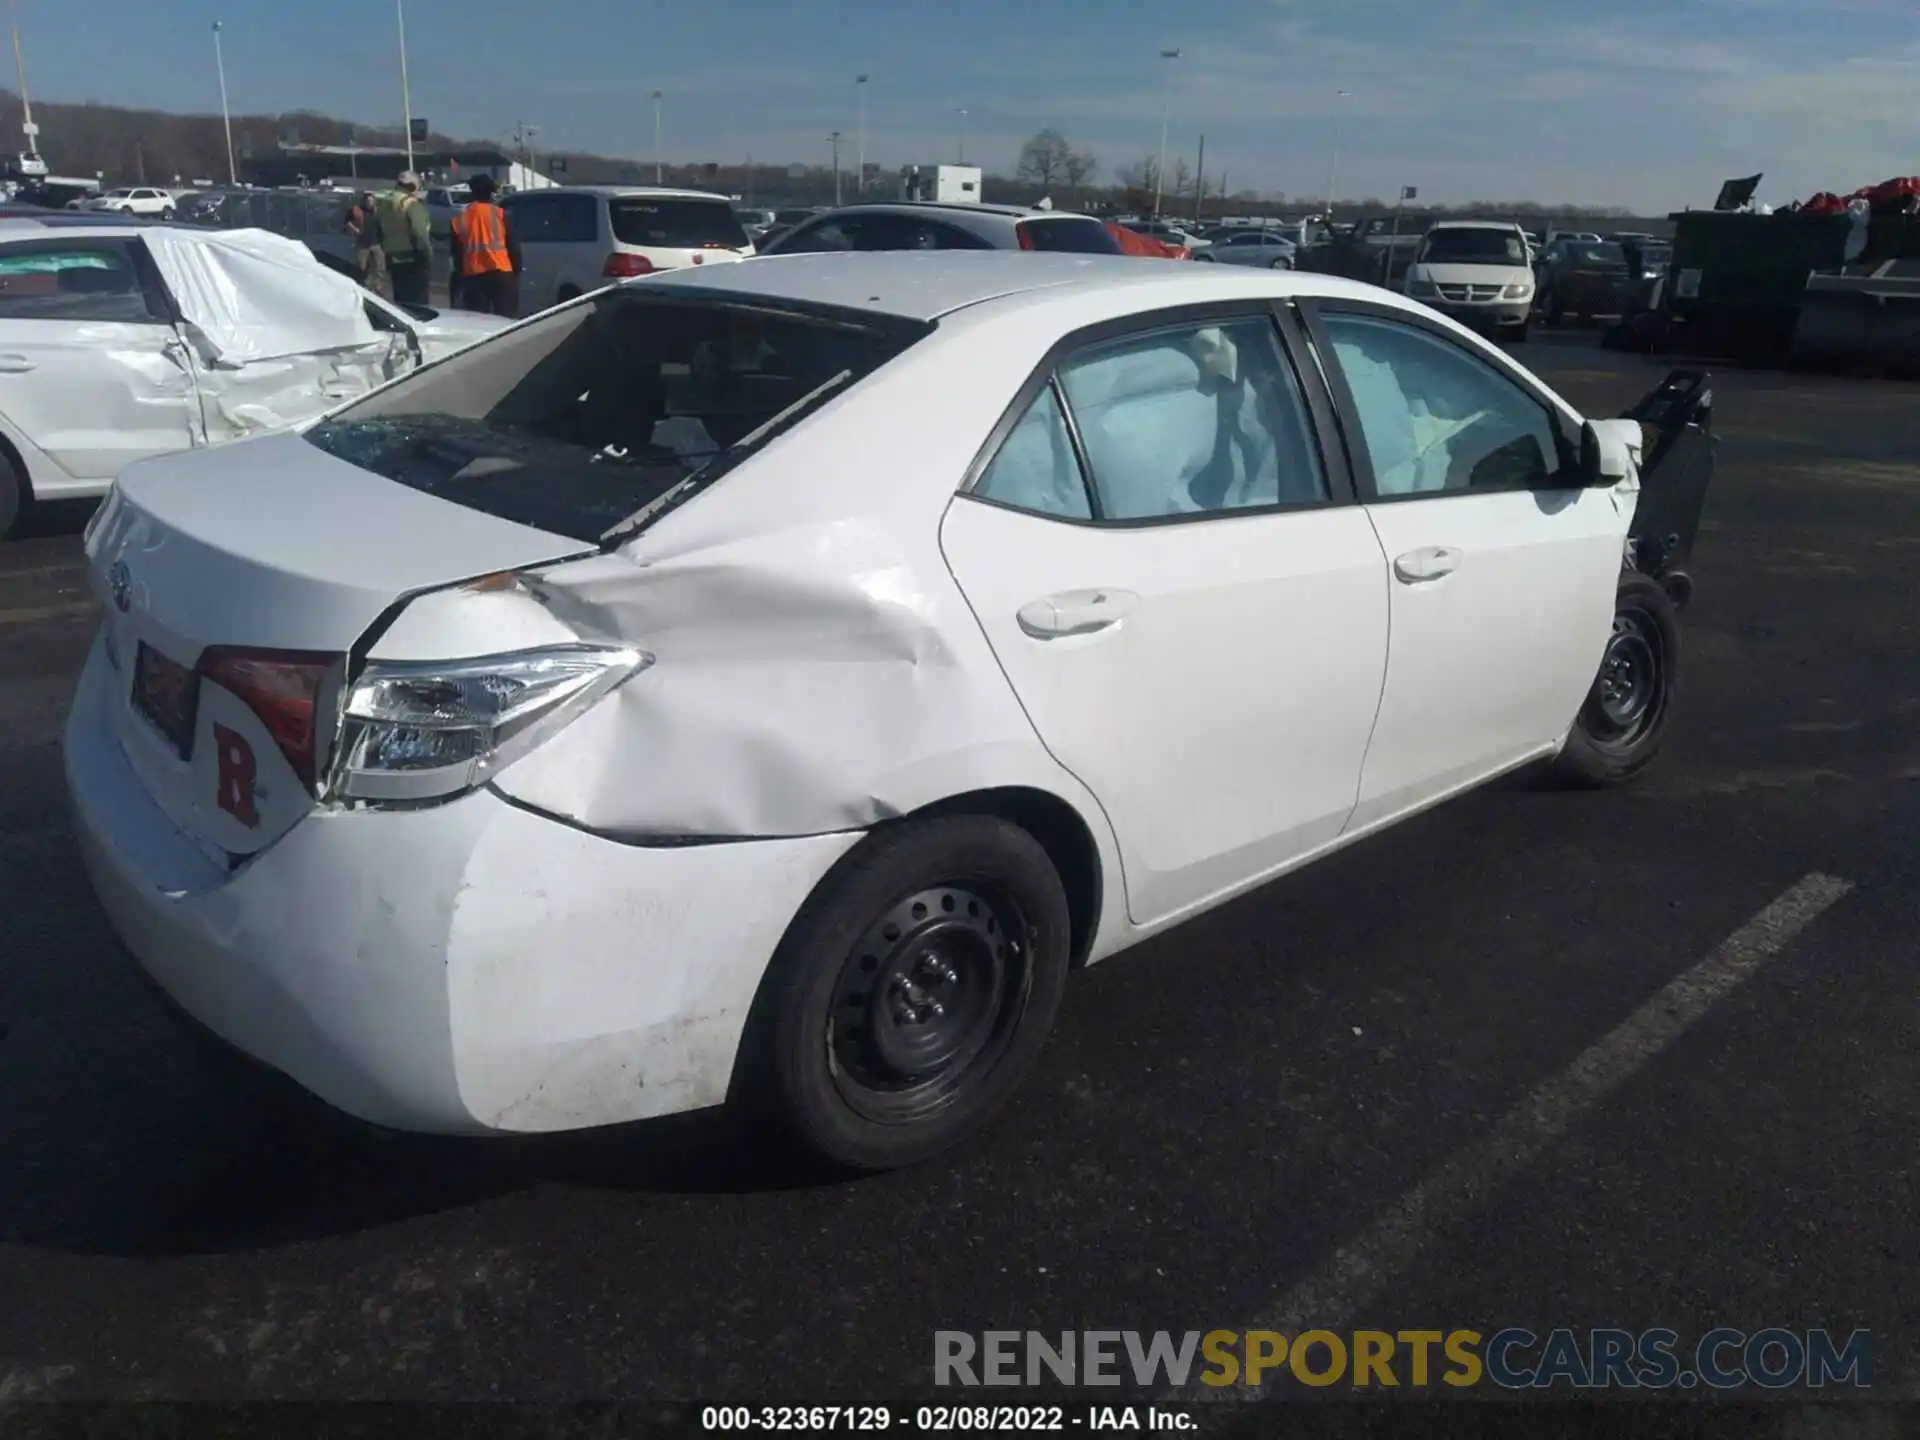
left=133, top=642, right=200, bottom=759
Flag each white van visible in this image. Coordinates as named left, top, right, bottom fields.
left=498, top=186, right=753, bottom=313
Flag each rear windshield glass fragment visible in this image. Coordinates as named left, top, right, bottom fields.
left=303, top=291, right=924, bottom=543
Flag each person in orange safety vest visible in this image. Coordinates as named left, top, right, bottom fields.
left=449, top=174, right=522, bottom=317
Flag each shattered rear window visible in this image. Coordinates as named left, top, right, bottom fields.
left=304, top=289, right=929, bottom=544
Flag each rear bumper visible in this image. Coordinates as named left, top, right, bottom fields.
left=65, top=638, right=860, bottom=1135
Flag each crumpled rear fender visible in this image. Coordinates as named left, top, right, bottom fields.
left=458, top=529, right=1114, bottom=857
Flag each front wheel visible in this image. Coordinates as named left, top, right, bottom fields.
left=1269, top=255, right=1293, bottom=269
left=1551, top=572, right=1682, bottom=787
left=736, top=814, right=1071, bottom=1172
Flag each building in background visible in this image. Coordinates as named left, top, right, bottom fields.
left=901, top=164, right=982, bottom=204
left=243, top=143, right=556, bottom=193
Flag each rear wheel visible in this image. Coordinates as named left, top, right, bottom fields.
left=556, top=284, right=582, bottom=306
left=736, top=814, right=1071, bottom=1172
left=1269, top=255, right=1292, bottom=269
left=1551, top=572, right=1681, bottom=787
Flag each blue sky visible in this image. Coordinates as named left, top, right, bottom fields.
left=14, top=0, right=1920, bottom=209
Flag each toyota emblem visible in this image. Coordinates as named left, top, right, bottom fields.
left=108, top=560, right=131, bottom=614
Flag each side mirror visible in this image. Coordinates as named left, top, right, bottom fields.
left=1579, top=418, right=1640, bottom=485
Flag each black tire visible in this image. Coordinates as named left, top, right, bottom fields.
left=556, top=284, right=582, bottom=306
left=1551, top=572, right=1682, bottom=787
left=160, top=207, right=175, bottom=220
left=735, top=814, right=1071, bottom=1172
left=1269, top=256, right=1292, bottom=269
left=1507, top=321, right=1530, bottom=343
left=0, top=452, right=21, bottom=541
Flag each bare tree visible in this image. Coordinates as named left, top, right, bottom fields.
left=1016, top=129, right=1073, bottom=190
left=1062, top=145, right=1097, bottom=196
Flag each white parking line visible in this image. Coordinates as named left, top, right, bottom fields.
left=0, top=600, right=95, bottom=626
left=1171, top=872, right=1853, bottom=1399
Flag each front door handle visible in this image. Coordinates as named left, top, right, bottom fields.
left=1392, top=546, right=1462, bottom=584
left=0, top=353, right=36, bottom=373
left=1016, top=588, right=1140, bottom=639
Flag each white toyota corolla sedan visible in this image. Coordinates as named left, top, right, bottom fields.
left=65, top=253, right=1714, bottom=1171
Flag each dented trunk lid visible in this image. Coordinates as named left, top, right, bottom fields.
left=84, top=431, right=592, bottom=856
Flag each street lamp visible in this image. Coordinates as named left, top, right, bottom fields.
left=651, top=90, right=664, bottom=184
left=855, top=74, right=868, bottom=195
left=829, top=131, right=844, bottom=206
left=956, top=107, right=968, bottom=164
left=212, top=21, right=235, bottom=185
left=1323, top=88, right=1351, bottom=220
left=1152, top=46, right=1180, bottom=222
left=397, top=0, right=415, bottom=174
left=8, top=0, right=37, bottom=164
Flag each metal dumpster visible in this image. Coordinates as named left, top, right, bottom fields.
left=1790, top=260, right=1920, bottom=371
left=1666, top=209, right=1851, bottom=358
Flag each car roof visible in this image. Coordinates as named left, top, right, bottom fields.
left=799, top=201, right=1074, bottom=222
left=521, top=185, right=732, bottom=202
left=0, top=215, right=149, bottom=235
left=630, top=250, right=1392, bottom=323
left=1427, top=220, right=1525, bottom=232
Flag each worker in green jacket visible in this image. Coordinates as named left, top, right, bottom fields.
left=376, top=171, right=432, bottom=306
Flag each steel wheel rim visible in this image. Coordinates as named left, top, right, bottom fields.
left=827, top=884, right=1031, bottom=1125
left=1582, top=606, right=1663, bottom=748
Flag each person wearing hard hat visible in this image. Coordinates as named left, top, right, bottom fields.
left=448, top=174, right=521, bottom=317
left=376, top=171, right=432, bottom=307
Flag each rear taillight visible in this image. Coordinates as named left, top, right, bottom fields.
left=1015, top=222, right=1036, bottom=252
left=196, top=648, right=335, bottom=790
left=330, top=645, right=649, bottom=805
left=603, top=252, right=656, bottom=278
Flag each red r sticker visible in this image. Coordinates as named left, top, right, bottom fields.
left=212, top=723, right=259, bottom=827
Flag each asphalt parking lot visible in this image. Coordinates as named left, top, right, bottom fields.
left=2, top=331, right=1917, bottom=1420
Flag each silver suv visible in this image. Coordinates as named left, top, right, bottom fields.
left=760, top=201, right=1124, bottom=256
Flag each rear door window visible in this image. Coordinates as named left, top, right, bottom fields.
left=304, top=290, right=930, bottom=542
left=609, top=197, right=748, bottom=250
left=0, top=240, right=167, bottom=323
left=1017, top=217, right=1124, bottom=254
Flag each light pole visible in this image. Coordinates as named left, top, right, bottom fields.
left=651, top=91, right=663, bottom=184
left=855, top=74, right=868, bottom=195
left=1323, top=88, right=1350, bottom=220
left=1152, top=46, right=1180, bottom=222
left=212, top=21, right=235, bottom=184
left=397, top=0, right=415, bottom=174
left=829, top=131, right=843, bottom=205
left=956, top=107, right=968, bottom=164
left=8, top=0, right=37, bottom=164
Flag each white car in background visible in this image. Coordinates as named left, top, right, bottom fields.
left=80, top=187, right=180, bottom=218
left=66, top=253, right=1714, bottom=1172
left=0, top=219, right=509, bottom=538
left=498, top=185, right=753, bottom=313
left=1402, top=220, right=1537, bottom=340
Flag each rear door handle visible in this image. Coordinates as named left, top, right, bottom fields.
left=0, top=353, right=36, bottom=373
left=1016, top=588, right=1140, bottom=639
left=1392, top=546, right=1462, bottom=584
